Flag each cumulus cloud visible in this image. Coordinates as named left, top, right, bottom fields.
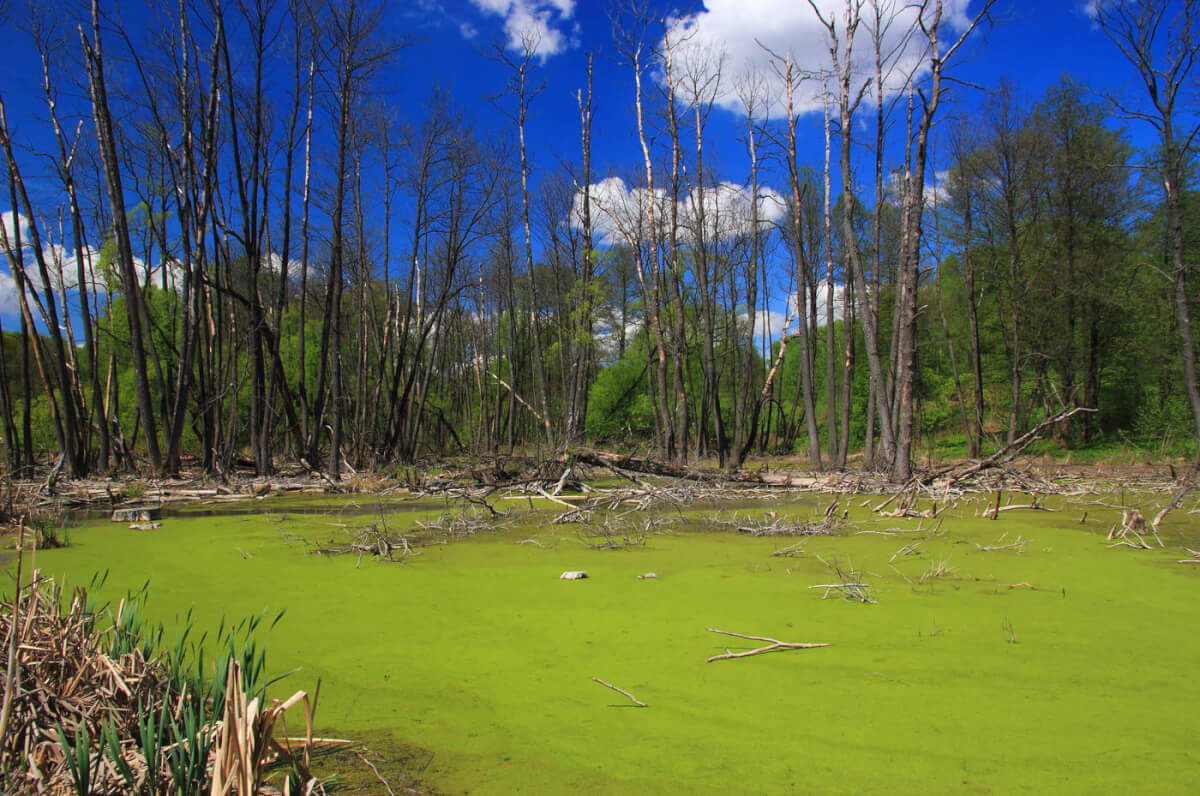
left=468, top=0, right=576, bottom=60
left=0, top=211, right=31, bottom=252
left=0, top=212, right=108, bottom=300
left=784, top=283, right=848, bottom=328
left=749, top=307, right=790, bottom=340
left=574, top=177, right=787, bottom=246
left=0, top=271, right=20, bottom=315
left=884, top=167, right=950, bottom=207
left=664, top=0, right=975, bottom=117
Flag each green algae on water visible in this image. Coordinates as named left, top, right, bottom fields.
left=25, top=491, right=1200, bottom=794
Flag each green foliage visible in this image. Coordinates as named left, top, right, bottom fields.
left=586, top=335, right=653, bottom=440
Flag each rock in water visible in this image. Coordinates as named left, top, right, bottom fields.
left=560, top=570, right=588, bottom=580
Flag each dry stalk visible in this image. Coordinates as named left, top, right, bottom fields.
left=918, top=560, right=955, bottom=583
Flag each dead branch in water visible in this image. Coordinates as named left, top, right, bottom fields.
left=1153, top=481, right=1195, bottom=534
left=708, top=510, right=841, bottom=537
left=705, top=629, right=830, bottom=662
left=976, top=534, right=1029, bottom=553
left=771, top=541, right=808, bottom=557
left=591, top=677, right=647, bottom=707
left=889, top=541, right=921, bottom=562
left=813, top=554, right=876, bottom=603
left=1106, top=508, right=1157, bottom=549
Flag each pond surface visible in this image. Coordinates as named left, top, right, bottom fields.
left=20, top=490, right=1200, bottom=793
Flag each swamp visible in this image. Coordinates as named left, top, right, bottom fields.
left=8, top=466, right=1200, bottom=793
left=3, top=0, right=1200, bottom=791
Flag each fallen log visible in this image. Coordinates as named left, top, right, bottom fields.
left=573, top=449, right=723, bottom=483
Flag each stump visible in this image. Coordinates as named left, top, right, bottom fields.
left=112, top=507, right=160, bottom=522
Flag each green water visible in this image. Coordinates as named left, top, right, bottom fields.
left=20, top=491, right=1200, bottom=794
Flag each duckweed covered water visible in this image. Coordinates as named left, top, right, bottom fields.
left=21, top=491, right=1200, bottom=793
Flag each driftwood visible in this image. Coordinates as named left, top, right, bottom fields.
left=705, top=629, right=830, bottom=662
left=591, top=677, right=646, bottom=707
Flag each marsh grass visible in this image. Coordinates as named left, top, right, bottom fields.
left=0, top=567, right=321, bottom=795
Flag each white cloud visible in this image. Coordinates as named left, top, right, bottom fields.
left=574, top=177, right=786, bottom=246
left=680, top=181, right=786, bottom=245
left=468, top=0, right=575, bottom=60
left=0, top=212, right=31, bottom=252
left=574, top=176, right=670, bottom=245
left=750, top=308, right=789, bottom=339
left=884, top=167, right=950, bottom=207
left=664, top=0, right=975, bottom=117
left=0, top=271, right=20, bottom=315
left=783, top=282, right=846, bottom=329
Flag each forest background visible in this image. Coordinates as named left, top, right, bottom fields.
left=0, top=0, right=1197, bottom=482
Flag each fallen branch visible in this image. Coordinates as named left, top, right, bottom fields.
left=1152, top=482, right=1194, bottom=535
left=931, top=406, right=1096, bottom=487
left=489, top=371, right=551, bottom=433
left=591, top=677, right=646, bottom=707
left=705, top=628, right=830, bottom=662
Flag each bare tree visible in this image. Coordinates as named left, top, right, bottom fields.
left=489, top=29, right=553, bottom=447
left=80, top=0, right=162, bottom=473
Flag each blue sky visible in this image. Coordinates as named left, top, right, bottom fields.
left=0, top=0, right=1177, bottom=331
left=392, top=0, right=1147, bottom=179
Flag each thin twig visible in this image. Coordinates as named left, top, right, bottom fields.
left=355, top=750, right=398, bottom=796
left=591, top=677, right=646, bottom=707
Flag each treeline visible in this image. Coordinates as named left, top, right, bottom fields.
left=0, top=0, right=1196, bottom=482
